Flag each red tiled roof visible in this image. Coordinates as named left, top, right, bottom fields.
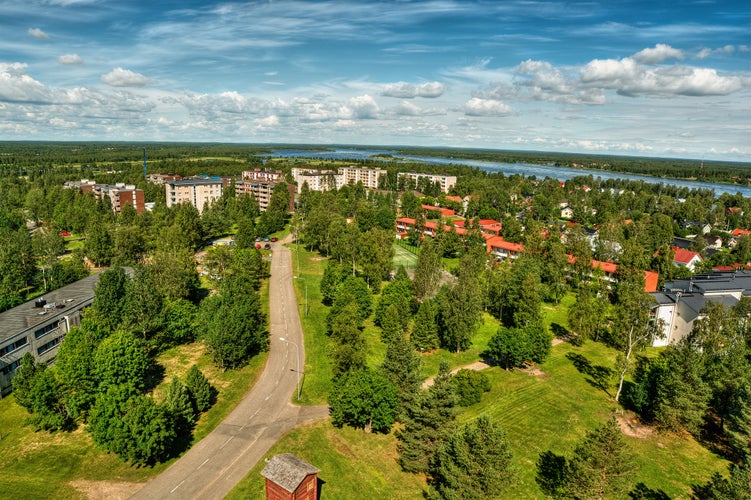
left=422, top=204, right=455, bottom=217
left=486, top=236, right=524, bottom=253
left=732, top=228, right=751, bottom=237
left=671, top=247, right=702, bottom=265
left=643, top=271, right=659, bottom=293
left=592, top=259, right=618, bottom=274
left=445, top=195, right=463, bottom=203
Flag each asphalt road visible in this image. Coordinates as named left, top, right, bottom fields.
left=130, top=240, right=328, bottom=500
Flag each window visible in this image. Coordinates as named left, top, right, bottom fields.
left=37, top=336, right=63, bottom=356
left=35, top=322, right=59, bottom=339
left=1, top=359, right=21, bottom=375
left=0, top=337, right=28, bottom=356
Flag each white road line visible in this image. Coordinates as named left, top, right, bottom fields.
left=197, top=458, right=210, bottom=469
left=169, top=480, right=185, bottom=494
left=220, top=436, right=234, bottom=449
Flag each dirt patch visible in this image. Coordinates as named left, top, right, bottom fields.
left=521, top=365, right=549, bottom=378
left=617, top=414, right=653, bottom=439
left=68, top=480, right=144, bottom=500
left=421, top=361, right=490, bottom=388
left=552, top=337, right=566, bottom=346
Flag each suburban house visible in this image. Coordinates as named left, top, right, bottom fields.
left=0, top=273, right=102, bottom=395
left=651, top=271, right=751, bottom=347
left=395, top=217, right=468, bottom=239
left=261, top=453, right=319, bottom=500
left=165, top=177, right=224, bottom=214
left=421, top=204, right=455, bottom=218
left=671, top=247, right=703, bottom=272
left=486, top=236, right=524, bottom=260
left=560, top=205, right=574, bottom=219
left=397, top=172, right=457, bottom=193
left=453, top=219, right=502, bottom=236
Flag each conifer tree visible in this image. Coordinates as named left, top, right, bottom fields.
left=185, top=364, right=213, bottom=413
left=411, top=299, right=439, bottom=351
left=397, top=361, right=457, bottom=473
left=381, top=329, right=422, bottom=418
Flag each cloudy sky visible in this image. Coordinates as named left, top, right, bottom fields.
left=1, top=0, right=749, bottom=160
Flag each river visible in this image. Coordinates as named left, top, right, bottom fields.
left=262, top=148, right=751, bottom=198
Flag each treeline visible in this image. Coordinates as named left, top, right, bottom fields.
left=394, top=146, right=751, bottom=185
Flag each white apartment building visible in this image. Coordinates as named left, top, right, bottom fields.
left=165, top=178, right=223, bottom=213
left=397, top=172, right=457, bottom=193
left=242, top=169, right=282, bottom=183
left=290, top=166, right=386, bottom=193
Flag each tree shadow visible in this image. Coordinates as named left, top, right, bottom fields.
left=550, top=322, right=569, bottom=339
left=629, top=482, right=671, bottom=499
left=316, top=477, right=326, bottom=499
left=565, top=352, right=613, bottom=397
left=143, top=360, right=166, bottom=392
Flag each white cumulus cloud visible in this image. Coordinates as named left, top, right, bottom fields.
left=28, top=28, right=49, bottom=39
left=464, top=97, right=514, bottom=117
left=632, top=44, right=684, bottom=64
left=58, top=54, right=84, bottom=66
left=348, top=94, right=379, bottom=118
left=100, top=68, right=153, bottom=87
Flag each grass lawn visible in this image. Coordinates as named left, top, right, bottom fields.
left=0, top=276, right=271, bottom=498
left=238, top=256, right=729, bottom=499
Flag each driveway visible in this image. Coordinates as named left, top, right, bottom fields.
left=130, top=240, right=328, bottom=500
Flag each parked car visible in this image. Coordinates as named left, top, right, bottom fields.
left=264, top=243, right=271, bottom=250
left=270, top=237, right=278, bottom=242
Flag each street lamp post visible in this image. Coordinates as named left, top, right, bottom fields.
left=279, top=337, right=300, bottom=400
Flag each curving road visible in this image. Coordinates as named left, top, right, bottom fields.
left=131, top=240, right=328, bottom=500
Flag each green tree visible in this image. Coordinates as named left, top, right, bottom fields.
left=374, top=276, right=414, bottom=330
left=199, top=291, right=267, bottom=370
left=185, top=364, right=213, bottom=413
left=411, top=299, right=439, bottom=351
left=381, top=329, right=422, bottom=417
left=414, top=237, right=442, bottom=301
left=428, top=416, right=514, bottom=500
left=150, top=248, right=200, bottom=301
left=397, top=361, right=457, bottom=473
left=122, top=266, right=164, bottom=339
left=329, top=368, right=399, bottom=433
left=12, top=352, right=42, bottom=411
left=162, top=298, right=198, bottom=346
left=380, top=304, right=403, bottom=344
left=436, top=249, right=484, bottom=352
left=55, top=324, right=99, bottom=420
left=692, top=462, right=751, bottom=500
left=91, top=266, right=129, bottom=334
left=450, top=369, right=491, bottom=407
left=164, top=376, right=196, bottom=433
left=358, top=227, right=394, bottom=289
left=565, top=418, right=639, bottom=499
left=93, top=331, right=150, bottom=392
left=84, top=216, right=113, bottom=267
left=320, top=260, right=346, bottom=306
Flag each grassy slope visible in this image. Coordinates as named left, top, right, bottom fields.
left=231, top=255, right=729, bottom=498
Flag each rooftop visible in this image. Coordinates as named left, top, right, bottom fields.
left=0, top=273, right=101, bottom=342
left=260, top=453, right=319, bottom=493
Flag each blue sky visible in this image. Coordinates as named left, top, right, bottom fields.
left=1, top=0, right=749, bottom=161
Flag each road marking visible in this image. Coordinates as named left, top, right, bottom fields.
left=170, top=480, right=185, bottom=494
left=220, top=436, right=234, bottom=449
left=197, top=458, right=210, bottom=469
left=265, top=394, right=271, bottom=401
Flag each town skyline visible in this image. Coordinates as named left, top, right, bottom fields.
left=1, top=0, right=749, bottom=161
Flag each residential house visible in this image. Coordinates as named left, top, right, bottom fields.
left=651, top=271, right=751, bottom=347
left=671, top=247, right=703, bottom=272
left=560, top=205, right=574, bottom=219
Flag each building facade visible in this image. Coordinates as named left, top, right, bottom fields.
left=64, top=180, right=145, bottom=214
left=0, top=273, right=101, bottom=395
left=397, top=172, right=457, bottom=193
left=290, top=166, right=386, bottom=193
left=235, top=180, right=296, bottom=212
left=165, top=178, right=224, bottom=213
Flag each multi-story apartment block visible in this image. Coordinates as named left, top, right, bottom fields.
left=0, top=273, right=101, bottom=395
left=242, top=169, right=283, bottom=183
left=165, top=178, right=223, bottom=213
left=147, top=173, right=182, bottom=185
left=397, top=172, right=457, bottom=193
left=235, top=180, right=296, bottom=212
left=290, top=166, right=386, bottom=193
left=337, top=166, right=386, bottom=190
left=64, top=180, right=145, bottom=214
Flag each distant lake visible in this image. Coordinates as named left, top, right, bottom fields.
left=264, top=148, right=751, bottom=198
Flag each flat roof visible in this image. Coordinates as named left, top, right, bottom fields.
left=165, top=179, right=223, bottom=186
left=0, top=273, right=101, bottom=342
